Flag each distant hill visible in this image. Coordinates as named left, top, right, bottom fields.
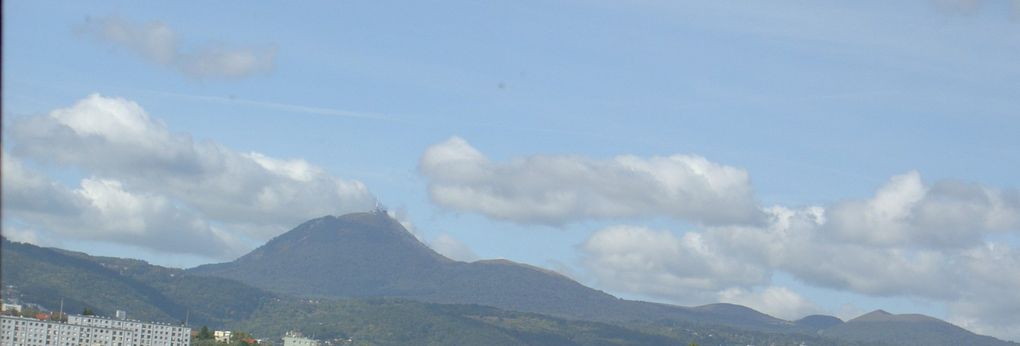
left=189, top=212, right=795, bottom=332
left=0, top=237, right=276, bottom=327
left=795, top=314, right=844, bottom=331
left=820, top=310, right=1017, bottom=346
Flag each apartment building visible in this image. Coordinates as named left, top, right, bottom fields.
left=1, top=312, right=190, bottom=346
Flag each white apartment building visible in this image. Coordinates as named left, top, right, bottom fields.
left=214, top=330, right=232, bottom=343
left=1, top=313, right=190, bottom=346
left=2, top=303, right=23, bottom=313
left=282, top=331, right=319, bottom=346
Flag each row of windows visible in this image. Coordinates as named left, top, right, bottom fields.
left=2, top=336, right=187, bottom=346
left=2, top=317, right=190, bottom=346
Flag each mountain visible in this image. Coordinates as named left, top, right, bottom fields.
left=0, top=236, right=844, bottom=345
left=0, top=237, right=276, bottom=327
left=795, top=314, right=844, bottom=331
left=189, top=212, right=794, bottom=332
left=820, top=310, right=1017, bottom=346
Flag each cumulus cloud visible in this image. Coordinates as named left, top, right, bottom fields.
left=4, top=94, right=376, bottom=258
left=2, top=155, right=238, bottom=257
left=420, top=137, right=762, bottom=226
left=826, top=171, right=1019, bottom=249
left=581, top=225, right=768, bottom=303
left=580, top=172, right=1020, bottom=340
left=77, top=16, right=275, bottom=79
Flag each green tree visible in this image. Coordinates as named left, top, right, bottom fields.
left=20, top=306, right=40, bottom=318
left=82, top=307, right=94, bottom=316
left=197, top=325, right=213, bottom=340
left=50, top=312, right=68, bottom=322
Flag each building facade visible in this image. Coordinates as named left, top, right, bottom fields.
left=282, top=331, right=319, bottom=346
left=214, top=330, right=232, bottom=343
left=1, top=313, right=190, bottom=346
left=2, top=303, right=23, bottom=313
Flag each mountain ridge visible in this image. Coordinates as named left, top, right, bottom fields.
left=188, top=212, right=1018, bottom=346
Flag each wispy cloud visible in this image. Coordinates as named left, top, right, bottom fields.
left=77, top=16, right=276, bottom=79
left=144, top=89, right=395, bottom=121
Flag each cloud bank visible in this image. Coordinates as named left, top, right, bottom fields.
left=3, top=94, right=376, bottom=258
left=580, top=172, right=1020, bottom=340
left=420, top=137, right=762, bottom=226
left=419, top=136, right=1020, bottom=339
left=78, top=16, right=276, bottom=79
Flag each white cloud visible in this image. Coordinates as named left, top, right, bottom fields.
left=420, top=136, right=762, bottom=226
left=717, top=286, right=821, bottom=321
left=4, top=94, right=376, bottom=258
left=946, top=242, right=1020, bottom=341
left=2, top=155, right=238, bottom=257
left=1, top=152, right=85, bottom=216
left=718, top=205, right=962, bottom=300
left=581, top=225, right=769, bottom=303
left=78, top=16, right=275, bottom=79
left=826, top=171, right=1020, bottom=248
left=1, top=226, right=48, bottom=247
left=430, top=233, right=480, bottom=262
left=385, top=208, right=422, bottom=241
left=579, top=172, right=1020, bottom=340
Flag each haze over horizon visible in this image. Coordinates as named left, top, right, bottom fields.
left=3, top=0, right=1019, bottom=342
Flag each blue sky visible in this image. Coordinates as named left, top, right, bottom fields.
left=3, top=0, right=1019, bottom=341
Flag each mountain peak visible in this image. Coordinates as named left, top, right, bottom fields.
left=253, top=211, right=425, bottom=256
left=190, top=211, right=448, bottom=297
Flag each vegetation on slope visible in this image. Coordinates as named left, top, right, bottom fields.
left=0, top=237, right=276, bottom=327
left=229, top=298, right=848, bottom=346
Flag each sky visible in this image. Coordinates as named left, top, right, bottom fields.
left=2, top=0, right=1019, bottom=341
